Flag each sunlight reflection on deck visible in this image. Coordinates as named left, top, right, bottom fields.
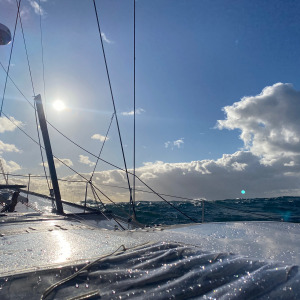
left=52, top=231, right=71, bottom=263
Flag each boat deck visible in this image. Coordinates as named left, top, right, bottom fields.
left=1, top=191, right=300, bottom=299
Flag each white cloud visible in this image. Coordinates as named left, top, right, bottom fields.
left=0, top=140, right=21, bottom=154
left=79, top=155, right=95, bottom=167
left=0, top=158, right=21, bottom=173
left=217, top=83, right=300, bottom=164
left=20, top=6, right=31, bottom=20
left=91, top=134, right=109, bottom=142
left=165, top=138, right=184, bottom=149
left=174, top=139, right=184, bottom=148
left=29, top=0, right=45, bottom=16
left=40, top=158, right=73, bottom=169
left=101, top=32, right=113, bottom=44
left=121, top=108, right=145, bottom=116
left=0, top=116, right=23, bottom=133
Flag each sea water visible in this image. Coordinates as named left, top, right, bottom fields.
left=100, top=196, right=300, bottom=226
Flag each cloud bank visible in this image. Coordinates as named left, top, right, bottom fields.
left=22, top=83, right=300, bottom=202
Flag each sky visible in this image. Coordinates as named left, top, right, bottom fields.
left=1, top=0, right=300, bottom=202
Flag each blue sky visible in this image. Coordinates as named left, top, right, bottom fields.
left=1, top=0, right=300, bottom=201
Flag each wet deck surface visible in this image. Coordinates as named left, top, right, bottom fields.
left=1, top=191, right=299, bottom=278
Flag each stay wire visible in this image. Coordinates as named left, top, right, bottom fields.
left=0, top=60, right=35, bottom=109
left=0, top=0, right=21, bottom=117
left=90, top=182, right=106, bottom=210
left=89, top=183, right=127, bottom=230
left=17, top=4, right=51, bottom=192
left=17, top=4, right=35, bottom=96
left=92, top=0, right=136, bottom=219
left=133, top=0, right=136, bottom=209
left=38, top=0, right=47, bottom=113
left=90, top=112, right=115, bottom=181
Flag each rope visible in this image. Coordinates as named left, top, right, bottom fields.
left=0, top=0, right=21, bottom=117
left=92, top=0, right=136, bottom=219
left=41, top=242, right=151, bottom=300
left=41, top=245, right=127, bottom=300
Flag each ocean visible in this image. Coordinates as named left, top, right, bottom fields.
left=98, top=196, right=300, bottom=226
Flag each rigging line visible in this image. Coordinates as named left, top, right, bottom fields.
left=133, top=0, right=136, bottom=208
left=1, top=112, right=133, bottom=219
left=90, top=183, right=129, bottom=231
left=17, top=6, right=35, bottom=96
left=3, top=109, right=198, bottom=223
left=41, top=244, right=128, bottom=300
left=0, top=64, right=126, bottom=174
left=0, top=0, right=22, bottom=117
left=89, top=191, right=127, bottom=231
left=38, top=0, right=47, bottom=114
left=17, top=5, right=51, bottom=192
left=0, top=61, right=35, bottom=109
left=2, top=112, right=133, bottom=219
left=92, top=0, right=136, bottom=219
left=134, top=175, right=199, bottom=223
left=0, top=170, right=201, bottom=201
left=89, top=185, right=109, bottom=219
left=89, top=183, right=109, bottom=213
left=90, top=182, right=133, bottom=220
left=90, top=112, right=115, bottom=181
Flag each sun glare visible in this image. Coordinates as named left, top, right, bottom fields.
left=53, top=100, right=66, bottom=111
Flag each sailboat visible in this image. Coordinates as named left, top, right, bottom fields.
left=1, top=1, right=300, bottom=299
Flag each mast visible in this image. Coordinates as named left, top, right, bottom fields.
left=34, top=94, right=64, bottom=214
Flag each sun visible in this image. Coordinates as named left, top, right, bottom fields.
left=53, top=100, right=66, bottom=112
